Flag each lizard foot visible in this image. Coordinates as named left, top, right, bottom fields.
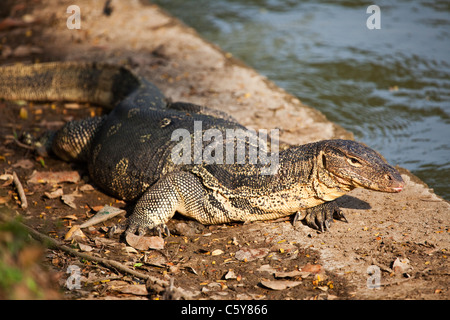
left=300, top=201, right=347, bottom=232
left=125, top=221, right=171, bottom=237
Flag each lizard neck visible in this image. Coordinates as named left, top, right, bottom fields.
left=314, top=153, right=354, bottom=201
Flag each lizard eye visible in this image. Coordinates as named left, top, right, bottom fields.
left=347, top=157, right=362, bottom=167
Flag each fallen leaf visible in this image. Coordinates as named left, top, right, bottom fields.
left=235, top=248, right=269, bottom=261
left=301, top=263, right=323, bottom=274
left=79, top=205, right=126, bottom=228
left=211, top=249, right=224, bottom=256
left=116, top=284, right=148, bottom=296
left=0, top=174, right=13, bottom=187
left=260, top=280, right=302, bottom=291
left=275, top=270, right=308, bottom=278
left=12, top=159, right=34, bottom=169
left=393, top=257, right=411, bottom=275
left=44, top=188, right=64, bottom=199
left=224, top=270, right=237, bottom=280
left=256, top=264, right=277, bottom=274
left=64, top=225, right=86, bottom=241
left=185, top=266, right=198, bottom=275
left=107, top=280, right=129, bottom=290
left=80, top=184, right=95, bottom=192
left=78, top=243, right=94, bottom=252
left=90, top=205, right=104, bottom=212
left=28, top=170, right=80, bottom=184
left=125, top=233, right=164, bottom=250
left=123, top=246, right=138, bottom=254
left=63, top=214, right=78, bottom=221
left=61, top=194, right=77, bottom=209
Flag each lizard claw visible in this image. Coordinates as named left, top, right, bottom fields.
left=108, top=221, right=128, bottom=237
left=154, top=224, right=171, bottom=237
left=124, top=220, right=171, bottom=237
left=324, top=219, right=331, bottom=231
left=302, top=201, right=345, bottom=232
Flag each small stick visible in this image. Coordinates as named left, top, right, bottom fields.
left=12, top=171, right=28, bottom=209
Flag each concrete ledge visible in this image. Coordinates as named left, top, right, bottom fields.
left=1, top=0, right=448, bottom=299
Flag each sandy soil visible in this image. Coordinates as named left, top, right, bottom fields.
left=0, top=0, right=448, bottom=300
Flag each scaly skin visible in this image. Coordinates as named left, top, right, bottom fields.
left=0, top=62, right=404, bottom=235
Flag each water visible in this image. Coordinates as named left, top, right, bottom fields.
left=153, top=0, right=450, bottom=200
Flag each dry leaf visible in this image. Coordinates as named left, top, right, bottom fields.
left=79, top=205, right=125, bottom=228
left=235, top=248, right=269, bottom=261
left=78, top=243, right=94, bottom=252
left=12, top=159, right=34, bottom=169
left=80, top=184, right=95, bottom=192
left=393, top=257, right=411, bottom=275
left=28, top=170, right=80, bottom=184
left=44, top=188, right=64, bottom=199
left=256, top=264, right=277, bottom=274
left=63, top=214, right=78, bottom=221
left=275, top=270, right=304, bottom=278
left=224, top=270, right=237, bottom=280
left=123, top=246, right=138, bottom=254
left=260, top=280, right=302, bottom=291
left=117, top=284, right=148, bottom=296
left=301, top=263, right=323, bottom=274
left=125, top=233, right=164, bottom=250
left=0, top=174, right=14, bottom=187
left=211, top=249, right=224, bottom=256
left=61, top=194, right=77, bottom=209
left=64, top=225, right=86, bottom=241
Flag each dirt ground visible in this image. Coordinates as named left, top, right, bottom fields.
left=0, top=0, right=448, bottom=300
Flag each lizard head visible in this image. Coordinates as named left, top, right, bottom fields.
left=318, top=139, right=404, bottom=193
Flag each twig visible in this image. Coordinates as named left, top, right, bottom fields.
left=19, top=221, right=194, bottom=299
left=12, top=171, right=28, bottom=209
left=13, top=138, right=35, bottom=150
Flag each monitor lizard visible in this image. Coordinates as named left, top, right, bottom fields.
left=0, top=62, right=404, bottom=235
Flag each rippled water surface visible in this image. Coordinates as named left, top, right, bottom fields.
left=153, top=0, right=450, bottom=199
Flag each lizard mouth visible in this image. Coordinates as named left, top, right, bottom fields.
left=386, top=182, right=404, bottom=193
left=383, top=171, right=405, bottom=193
left=391, top=185, right=404, bottom=192
left=335, top=173, right=405, bottom=193
left=368, top=178, right=405, bottom=193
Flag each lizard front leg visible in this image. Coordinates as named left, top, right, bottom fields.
left=125, top=171, right=231, bottom=236
left=295, top=201, right=347, bottom=232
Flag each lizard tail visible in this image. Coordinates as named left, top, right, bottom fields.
left=0, top=61, right=142, bottom=108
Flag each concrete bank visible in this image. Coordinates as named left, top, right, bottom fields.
left=1, top=0, right=448, bottom=299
